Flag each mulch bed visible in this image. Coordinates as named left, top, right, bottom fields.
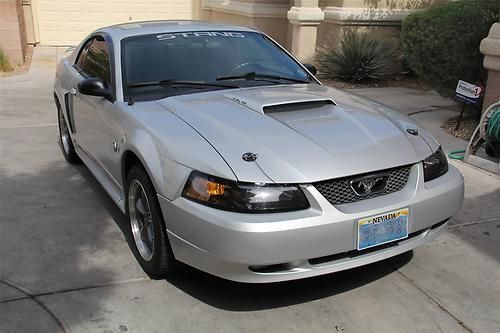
left=321, top=75, right=433, bottom=91
left=442, top=115, right=479, bottom=141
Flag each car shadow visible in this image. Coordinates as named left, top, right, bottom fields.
left=0, top=125, right=136, bottom=332
left=165, top=251, right=413, bottom=311
left=72, top=156, right=416, bottom=312
left=74, top=164, right=130, bottom=236
left=71, top=154, right=417, bottom=312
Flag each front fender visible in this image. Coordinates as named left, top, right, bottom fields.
left=121, top=103, right=236, bottom=200
left=121, top=129, right=199, bottom=201
left=122, top=129, right=168, bottom=197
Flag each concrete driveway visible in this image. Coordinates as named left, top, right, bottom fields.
left=1, top=47, right=499, bottom=333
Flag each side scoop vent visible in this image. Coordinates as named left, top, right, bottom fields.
left=263, top=100, right=335, bottom=114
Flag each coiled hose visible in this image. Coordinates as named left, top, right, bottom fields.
left=487, top=107, right=500, bottom=141
left=448, top=105, right=500, bottom=160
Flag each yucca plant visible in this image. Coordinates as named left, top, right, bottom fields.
left=316, top=31, right=403, bottom=83
left=0, top=48, right=13, bottom=72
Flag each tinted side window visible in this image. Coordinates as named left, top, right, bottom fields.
left=75, top=39, right=92, bottom=68
left=79, top=39, right=111, bottom=87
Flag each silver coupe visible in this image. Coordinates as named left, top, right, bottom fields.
left=54, top=21, right=464, bottom=283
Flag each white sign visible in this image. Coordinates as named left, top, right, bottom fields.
left=455, top=80, right=482, bottom=105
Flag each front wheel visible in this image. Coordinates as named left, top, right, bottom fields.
left=57, top=105, right=80, bottom=163
left=126, top=165, right=180, bottom=278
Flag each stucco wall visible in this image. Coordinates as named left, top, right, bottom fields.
left=316, top=0, right=446, bottom=48
left=202, top=10, right=289, bottom=47
left=201, top=0, right=442, bottom=58
left=201, top=0, right=290, bottom=48
left=0, top=0, right=27, bottom=66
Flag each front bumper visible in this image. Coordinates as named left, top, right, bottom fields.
left=158, top=163, right=464, bottom=283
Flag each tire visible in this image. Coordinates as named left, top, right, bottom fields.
left=57, top=103, right=80, bottom=164
left=125, top=165, right=180, bottom=279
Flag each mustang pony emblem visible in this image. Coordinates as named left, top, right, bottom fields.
left=349, top=173, right=389, bottom=196
left=242, top=152, right=258, bottom=162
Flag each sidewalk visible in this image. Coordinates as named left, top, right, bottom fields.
left=1, top=47, right=499, bottom=333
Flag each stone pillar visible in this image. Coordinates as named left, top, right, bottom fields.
left=480, top=22, right=500, bottom=111
left=287, top=0, right=324, bottom=62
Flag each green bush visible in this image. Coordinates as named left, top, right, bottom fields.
left=0, top=48, right=13, bottom=72
left=401, top=0, right=500, bottom=96
left=316, top=31, right=403, bottom=83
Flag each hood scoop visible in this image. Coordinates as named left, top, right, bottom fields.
left=223, top=89, right=336, bottom=114
left=263, top=100, right=335, bottom=114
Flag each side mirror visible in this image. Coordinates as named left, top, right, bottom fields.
left=303, top=63, right=317, bottom=76
left=78, top=77, right=112, bottom=99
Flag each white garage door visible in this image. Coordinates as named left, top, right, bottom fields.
left=34, top=0, right=193, bottom=46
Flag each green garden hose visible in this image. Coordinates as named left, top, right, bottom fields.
left=448, top=149, right=466, bottom=160
left=450, top=106, right=500, bottom=160
left=486, top=107, right=500, bottom=141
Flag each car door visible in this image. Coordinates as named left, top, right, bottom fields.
left=71, top=35, right=123, bottom=195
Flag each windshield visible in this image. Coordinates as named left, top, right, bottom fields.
left=121, top=31, right=312, bottom=101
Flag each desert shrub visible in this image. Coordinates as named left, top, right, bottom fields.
left=0, top=48, right=13, bottom=72
left=316, top=31, right=403, bottom=83
left=401, top=0, right=500, bottom=96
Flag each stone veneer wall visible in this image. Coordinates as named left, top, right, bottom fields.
left=0, top=0, right=27, bottom=66
left=316, top=0, right=447, bottom=48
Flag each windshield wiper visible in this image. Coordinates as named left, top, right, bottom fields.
left=128, top=80, right=237, bottom=89
left=216, top=72, right=310, bottom=84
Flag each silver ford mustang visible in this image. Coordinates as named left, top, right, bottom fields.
left=54, top=21, right=464, bottom=283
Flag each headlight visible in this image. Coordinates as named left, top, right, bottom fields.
left=182, top=171, right=310, bottom=213
left=423, top=146, right=448, bottom=182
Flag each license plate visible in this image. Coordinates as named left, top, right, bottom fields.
left=357, top=208, right=409, bottom=250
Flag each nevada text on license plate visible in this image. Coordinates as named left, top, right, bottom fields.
left=357, top=208, right=409, bottom=250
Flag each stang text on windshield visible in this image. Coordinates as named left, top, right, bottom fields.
left=156, top=31, right=246, bottom=41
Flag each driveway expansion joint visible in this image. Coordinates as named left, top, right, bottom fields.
left=1, top=279, right=67, bottom=333
left=0, top=277, right=150, bottom=304
left=448, top=217, right=500, bottom=229
left=392, top=270, right=474, bottom=333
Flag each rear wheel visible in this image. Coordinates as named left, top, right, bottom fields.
left=126, top=165, right=180, bottom=278
left=57, top=105, right=80, bottom=163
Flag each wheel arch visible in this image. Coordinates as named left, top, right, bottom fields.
left=121, top=148, right=158, bottom=192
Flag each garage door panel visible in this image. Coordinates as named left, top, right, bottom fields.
left=35, top=0, right=193, bottom=45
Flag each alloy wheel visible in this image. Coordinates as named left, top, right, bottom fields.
left=128, top=179, right=155, bottom=261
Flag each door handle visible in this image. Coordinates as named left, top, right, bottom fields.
left=69, top=88, right=77, bottom=96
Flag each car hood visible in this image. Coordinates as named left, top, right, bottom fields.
left=156, top=84, right=436, bottom=183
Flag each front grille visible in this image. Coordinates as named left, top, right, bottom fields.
left=313, top=165, right=412, bottom=205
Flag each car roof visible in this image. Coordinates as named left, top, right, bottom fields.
left=98, top=20, right=259, bottom=41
